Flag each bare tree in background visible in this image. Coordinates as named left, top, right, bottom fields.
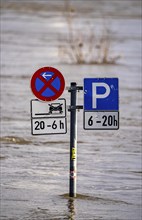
left=58, top=0, right=121, bottom=64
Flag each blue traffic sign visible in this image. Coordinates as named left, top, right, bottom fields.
left=84, top=78, right=119, bottom=111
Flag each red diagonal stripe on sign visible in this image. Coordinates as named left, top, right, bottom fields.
left=38, top=74, right=58, bottom=95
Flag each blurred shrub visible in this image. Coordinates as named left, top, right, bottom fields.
left=58, top=0, right=121, bottom=64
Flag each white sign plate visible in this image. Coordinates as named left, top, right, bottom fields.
left=84, top=111, right=119, bottom=130
left=31, top=118, right=67, bottom=135
left=31, top=98, right=66, bottom=118
left=31, top=98, right=67, bottom=135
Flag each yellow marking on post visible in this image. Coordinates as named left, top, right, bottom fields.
left=72, top=148, right=76, bottom=160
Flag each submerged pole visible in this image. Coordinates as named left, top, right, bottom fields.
left=69, top=82, right=77, bottom=197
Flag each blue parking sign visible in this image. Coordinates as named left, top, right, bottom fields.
left=84, top=78, right=119, bottom=111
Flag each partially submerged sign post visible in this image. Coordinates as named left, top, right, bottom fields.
left=68, top=83, right=83, bottom=197
left=30, top=67, right=119, bottom=198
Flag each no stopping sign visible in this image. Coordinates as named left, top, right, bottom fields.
left=30, top=67, right=65, bottom=102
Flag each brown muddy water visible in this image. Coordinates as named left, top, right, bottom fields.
left=0, top=0, right=142, bottom=219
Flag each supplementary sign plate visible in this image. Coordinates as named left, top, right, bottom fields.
left=31, top=118, right=67, bottom=135
left=31, top=98, right=66, bottom=118
left=84, top=111, right=119, bottom=130
left=30, top=98, right=67, bottom=135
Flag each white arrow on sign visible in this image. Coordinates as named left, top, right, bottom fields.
left=42, top=72, right=52, bottom=79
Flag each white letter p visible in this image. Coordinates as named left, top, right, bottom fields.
left=92, top=82, right=110, bottom=109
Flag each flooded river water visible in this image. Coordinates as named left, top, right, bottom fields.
left=0, top=1, right=141, bottom=219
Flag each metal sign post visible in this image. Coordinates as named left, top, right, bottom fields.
left=69, top=82, right=77, bottom=197
left=68, top=83, right=83, bottom=197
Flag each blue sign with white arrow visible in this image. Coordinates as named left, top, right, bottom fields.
left=84, top=78, right=119, bottom=111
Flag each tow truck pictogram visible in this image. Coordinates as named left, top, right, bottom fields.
left=48, top=103, right=63, bottom=114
